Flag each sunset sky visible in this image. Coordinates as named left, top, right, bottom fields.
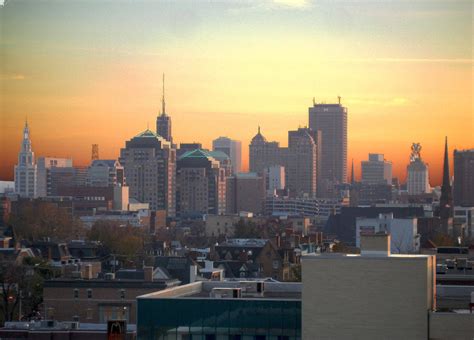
left=1, top=0, right=472, bottom=185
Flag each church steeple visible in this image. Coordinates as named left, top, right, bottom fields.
left=350, top=158, right=355, bottom=184
left=439, top=136, right=453, bottom=219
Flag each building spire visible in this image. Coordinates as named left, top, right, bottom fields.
left=439, top=136, right=453, bottom=219
left=351, top=158, right=355, bottom=184
left=258, top=125, right=261, bottom=134
left=161, top=73, right=166, bottom=116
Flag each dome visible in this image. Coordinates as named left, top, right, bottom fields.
left=250, top=126, right=267, bottom=144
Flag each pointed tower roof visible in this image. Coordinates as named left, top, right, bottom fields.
left=439, top=136, right=453, bottom=219
left=250, top=126, right=267, bottom=144
left=442, top=136, right=451, bottom=189
left=161, top=73, right=166, bottom=116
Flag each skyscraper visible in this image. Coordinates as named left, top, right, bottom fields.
left=87, top=159, right=125, bottom=188
left=453, top=149, right=474, bottom=207
left=308, top=98, right=348, bottom=197
left=14, top=120, right=37, bottom=198
left=249, top=127, right=282, bottom=174
left=212, top=137, right=242, bottom=174
left=156, top=73, right=172, bottom=143
left=361, top=154, right=392, bottom=185
left=36, top=157, right=73, bottom=197
left=406, top=143, right=430, bottom=195
left=119, top=129, right=176, bottom=216
left=439, top=137, right=453, bottom=220
left=176, top=149, right=226, bottom=217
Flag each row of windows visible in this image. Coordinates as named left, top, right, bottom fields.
left=73, top=289, right=126, bottom=299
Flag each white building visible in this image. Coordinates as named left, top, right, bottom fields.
left=264, top=165, right=285, bottom=196
left=406, top=143, right=430, bottom=195
left=212, top=137, right=242, bottom=174
left=361, top=153, right=392, bottom=185
left=14, top=121, right=37, bottom=198
left=453, top=206, right=474, bottom=240
left=36, top=157, right=73, bottom=197
left=356, top=213, right=420, bottom=253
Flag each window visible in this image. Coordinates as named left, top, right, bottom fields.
left=120, top=289, right=125, bottom=299
left=87, top=289, right=92, bottom=299
left=73, top=289, right=79, bottom=299
left=86, top=308, right=93, bottom=320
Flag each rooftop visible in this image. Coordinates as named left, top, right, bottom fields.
left=138, top=280, right=301, bottom=301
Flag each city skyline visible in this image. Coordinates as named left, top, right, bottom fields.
left=1, top=0, right=472, bottom=185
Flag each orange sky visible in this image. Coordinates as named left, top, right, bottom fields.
left=1, top=1, right=472, bottom=185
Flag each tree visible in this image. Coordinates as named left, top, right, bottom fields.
left=233, top=219, right=261, bottom=238
left=87, top=220, right=144, bottom=263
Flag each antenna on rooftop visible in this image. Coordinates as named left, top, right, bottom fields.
left=338, top=96, right=341, bottom=105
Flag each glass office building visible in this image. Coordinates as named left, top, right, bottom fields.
left=137, top=281, right=301, bottom=340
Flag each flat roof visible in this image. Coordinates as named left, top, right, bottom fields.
left=138, top=281, right=301, bottom=301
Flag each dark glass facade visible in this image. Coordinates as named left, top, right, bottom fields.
left=137, top=298, right=301, bottom=340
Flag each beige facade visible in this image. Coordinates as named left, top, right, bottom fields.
left=302, top=236, right=436, bottom=340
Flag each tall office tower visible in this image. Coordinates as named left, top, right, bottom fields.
left=48, top=166, right=87, bottom=196
left=439, top=137, right=453, bottom=219
left=407, top=143, right=431, bottom=195
left=453, top=149, right=474, bottom=206
left=309, top=98, right=348, bottom=197
left=249, top=127, right=282, bottom=174
left=286, top=128, right=318, bottom=197
left=36, top=157, right=73, bottom=197
left=14, top=121, right=37, bottom=198
left=361, top=154, right=392, bottom=185
left=226, top=172, right=265, bottom=215
left=212, top=137, right=242, bottom=174
left=87, top=160, right=125, bottom=187
left=156, top=73, right=172, bottom=143
left=265, top=165, right=286, bottom=196
left=176, top=149, right=226, bottom=217
left=119, top=129, right=176, bottom=217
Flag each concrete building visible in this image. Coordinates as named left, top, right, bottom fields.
left=212, top=136, right=242, bottom=174
left=361, top=153, right=392, bottom=185
left=176, top=149, right=226, bottom=217
left=37, top=157, right=73, bottom=197
left=264, top=165, right=285, bottom=196
left=308, top=99, right=348, bottom=197
left=303, top=234, right=436, bottom=340
left=119, top=129, right=176, bottom=217
left=14, top=121, right=37, bottom=198
left=453, top=149, right=474, bottom=207
left=454, top=206, right=474, bottom=240
left=156, top=74, right=172, bottom=143
left=48, top=166, right=88, bottom=196
left=265, top=196, right=345, bottom=221
left=226, top=172, right=264, bottom=215
left=407, top=143, right=431, bottom=195
left=356, top=213, right=420, bottom=253
left=286, top=128, right=318, bottom=197
left=87, top=159, right=125, bottom=187
left=249, top=127, right=281, bottom=175
left=249, top=127, right=319, bottom=198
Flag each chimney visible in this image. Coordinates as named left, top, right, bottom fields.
left=361, top=233, right=391, bottom=257
left=84, top=264, right=93, bottom=280
left=143, top=266, right=153, bottom=282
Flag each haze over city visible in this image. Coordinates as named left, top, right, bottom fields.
left=1, top=0, right=472, bottom=184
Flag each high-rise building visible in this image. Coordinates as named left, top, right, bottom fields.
left=249, top=127, right=319, bottom=198
left=264, top=165, right=286, bottom=196
left=308, top=98, right=348, bottom=196
left=14, top=121, right=37, bottom=198
left=453, top=149, right=474, bottom=207
left=87, top=160, right=125, bottom=188
left=176, top=149, right=226, bottom=217
left=285, top=128, right=318, bottom=197
left=212, top=137, right=242, bottom=174
left=226, top=172, right=264, bottom=215
left=36, top=157, right=73, bottom=197
left=361, top=153, right=392, bottom=185
left=407, top=143, right=430, bottom=195
left=249, top=127, right=281, bottom=174
left=119, top=129, right=176, bottom=217
left=156, top=74, right=172, bottom=143
left=48, top=166, right=88, bottom=196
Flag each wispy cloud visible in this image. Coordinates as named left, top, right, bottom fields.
left=1, top=74, right=26, bottom=80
